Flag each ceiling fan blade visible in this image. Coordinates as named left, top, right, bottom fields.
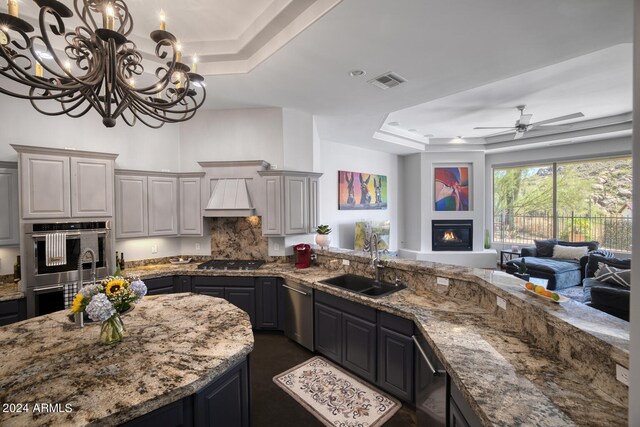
left=473, top=126, right=515, bottom=129
left=531, top=112, right=584, bottom=126
left=513, top=131, right=525, bottom=140
left=518, top=114, right=533, bottom=126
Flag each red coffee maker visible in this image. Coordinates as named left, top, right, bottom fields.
left=294, top=244, right=311, bottom=269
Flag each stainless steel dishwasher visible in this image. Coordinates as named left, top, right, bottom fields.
left=282, top=280, right=314, bottom=351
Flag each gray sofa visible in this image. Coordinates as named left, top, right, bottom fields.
left=583, top=254, right=631, bottom=321
left=505, top=239, right=605, bottom=290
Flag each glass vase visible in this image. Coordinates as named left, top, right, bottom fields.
left=99, top=314, right=125, bottom=345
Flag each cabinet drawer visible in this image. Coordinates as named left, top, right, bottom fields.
left=192, top=277, right=255, bottom=287
left=315, top=291, right=376, bottom=323
left=379, top=311, right=414, bottom=336
left=144, top=277, right=176, bottom=295
left=194, top=286, right=225, bottom=299
left=0, top=299, right=26, bottom=326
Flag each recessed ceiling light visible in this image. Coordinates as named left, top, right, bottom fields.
left=387, top=121, right=400, bottom=127
left=349, top=69, right=366, bottom=77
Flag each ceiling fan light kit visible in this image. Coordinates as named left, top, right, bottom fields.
left=0, top=0, right=206, bottom=128
left=474, top=105, right=584, bottom=140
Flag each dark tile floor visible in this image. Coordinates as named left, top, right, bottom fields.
left=250, top=331, right=417, bottom=427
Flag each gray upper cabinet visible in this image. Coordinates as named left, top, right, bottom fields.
left=179, top=176, right=203, bottom=235
left=12, top=145, right=117, bottom=220
left=0, top=163, right=19, bottom=246
left=258, top=170, right=322, bottom=236
left=148, top=176, right=178, bottom=236
left=20, top=152, right=71, bottom=219
left=115, top=170, right=202, bottom=239
left=115, top=175, right=148, bottom=238
left=71, top=157, right=114, bottom=218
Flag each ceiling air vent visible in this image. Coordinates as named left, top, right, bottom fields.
left=368, top=72, right=406, bottom=90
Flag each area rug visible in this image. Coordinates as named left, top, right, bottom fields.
left=273, top=356, right=401, bottom=427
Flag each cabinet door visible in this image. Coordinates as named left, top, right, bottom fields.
left=314, top=302, right=342, bottom=363
left=194, top=359, right=250, bottom=427
left=378, top=326, right=414, bottom=402
left=308, top=176, right=319, bottom=232
left=262, top=175, right=282, bottom=235
left=21, top=153, right=70, bottom=218
left=179, top=177, right=202, bottom=235
left=144, top=277, right=176, bottom=295
left=449, top=400, right=471, bottom=427
left=178, top=276, right=192, bottom=293
left=115, top=175, right=148, bottom=238
left=193, top=286, right=225, bottom=299
left=148, top=176, right=178, bottom=236
left=225, top=288, right=255, bottom=326
left=256, top=278, right=278, bottom=329
left=342, top=313, right=376, bottom=383
left=0, top=299, right=26, bottom=326
left=284, top=176, right=308, bottom=234
left=71, top=157, right=114, bottom=217
left=0, top=167, right=19, bottom=246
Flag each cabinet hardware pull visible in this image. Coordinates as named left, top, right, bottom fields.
left=33, top=284, right=64, bottom=292
left=282, top=284, right=309, bottom=296
left=412, top=335, right=445, bottom=376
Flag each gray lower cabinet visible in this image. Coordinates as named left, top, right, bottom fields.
left=314, top=292, right=378, bottom=384
left=449, top=377, right=483, bottom=427
left=191, top=277, right=256, bottom=327
left=256, top=277, right=279, bottom=329
left=145, top=276, right=178, bottom=295
left=0, top=164, right=19, bottom=246
left=0, top=299, right=27, bottom=326
left=314, top=291, right=413, bottom=403
left=121, top=358, right=249, bottom=427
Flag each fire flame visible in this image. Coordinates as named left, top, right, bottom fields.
left=443, top=231, right=457, bottom=241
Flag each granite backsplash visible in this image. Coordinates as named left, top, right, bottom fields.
left=210, top=216, right=287, bottom=262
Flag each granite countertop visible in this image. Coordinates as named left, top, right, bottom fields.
left=0, top=282, right=23, bottom=302
left=123, top=261, right=627, bottom=427
left=0, top=293, right=253, bottom=427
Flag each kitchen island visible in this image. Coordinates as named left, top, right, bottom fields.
left=0, top=293, right=253, bottom=427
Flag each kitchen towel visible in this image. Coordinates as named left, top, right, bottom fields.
left=45, top=233, right=67, bottom=267
left=64, top=282, right=79, bottom=309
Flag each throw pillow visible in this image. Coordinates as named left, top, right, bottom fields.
left=534, top=239, right=557, bottom=257
left=558, top=240, right=599, bottom=252
left=552, top=245, right=589, bottom=260
left=595, top=262, right=631, bottom=288
left=586, top=254, right=631, bottom=278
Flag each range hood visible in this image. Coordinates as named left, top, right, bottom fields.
left=199, top=160, right=270, bottom=218
left=203, top=178, right=255, bottom=217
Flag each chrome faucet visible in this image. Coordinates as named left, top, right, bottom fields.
left=369, top=233, right=383, bottom=282
left=75, top=248, right=97, bottom=327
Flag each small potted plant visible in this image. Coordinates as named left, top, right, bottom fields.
left=315, top=224, right=332, bottom=249
left=513, top=259, right=530, bottom=281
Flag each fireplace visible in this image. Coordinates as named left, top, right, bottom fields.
left=432, top=220, right=473, bottom=251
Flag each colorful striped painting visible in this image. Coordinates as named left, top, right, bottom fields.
left=434, top=167, right=469, bottom=211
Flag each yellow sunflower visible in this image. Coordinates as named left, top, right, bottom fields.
left=105, top=279, right=126, bottom=296
left=71, top=293, right=84, bottom=313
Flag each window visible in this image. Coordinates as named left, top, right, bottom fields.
left=493, top=157, right=632, bottom=252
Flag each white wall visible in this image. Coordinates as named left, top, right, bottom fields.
left=0, top=99, right=181, bottom=170
left=318, top=139, right=400, bottom=251
left=179, top=107, right=285, bottom=171
left=484, top=137, right=633, bottom=247
left=401, top=154, right=422, bottom=251
left=630, top=0, right=639, bottom=422
left=283, top=108, right=314, bottom=171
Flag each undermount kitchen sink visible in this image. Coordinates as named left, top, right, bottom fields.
left=320, top=274, right=406, bottom=298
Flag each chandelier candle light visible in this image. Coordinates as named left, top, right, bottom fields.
left=0, top=0, right=206, bottom=128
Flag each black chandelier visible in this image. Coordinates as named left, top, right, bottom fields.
left=0, top=0, right=206, bottom=128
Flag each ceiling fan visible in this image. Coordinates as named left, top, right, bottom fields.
left=474, top=105, right=584, bottom=140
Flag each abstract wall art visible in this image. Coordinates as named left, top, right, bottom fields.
left=338, top=171, right=387, bottom=210
left=434, top=166, right=471, bottom=211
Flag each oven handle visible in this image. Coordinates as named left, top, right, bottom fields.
left=30, top=231, right=107, bottom=238
left=282, top=284, right=309, bottom=296
left=412, top=335, right=446, bottom=376
left=34, top=284, right=64, bottom=292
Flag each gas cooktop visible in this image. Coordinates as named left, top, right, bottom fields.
left=197, top=260, right=265, bottom=271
